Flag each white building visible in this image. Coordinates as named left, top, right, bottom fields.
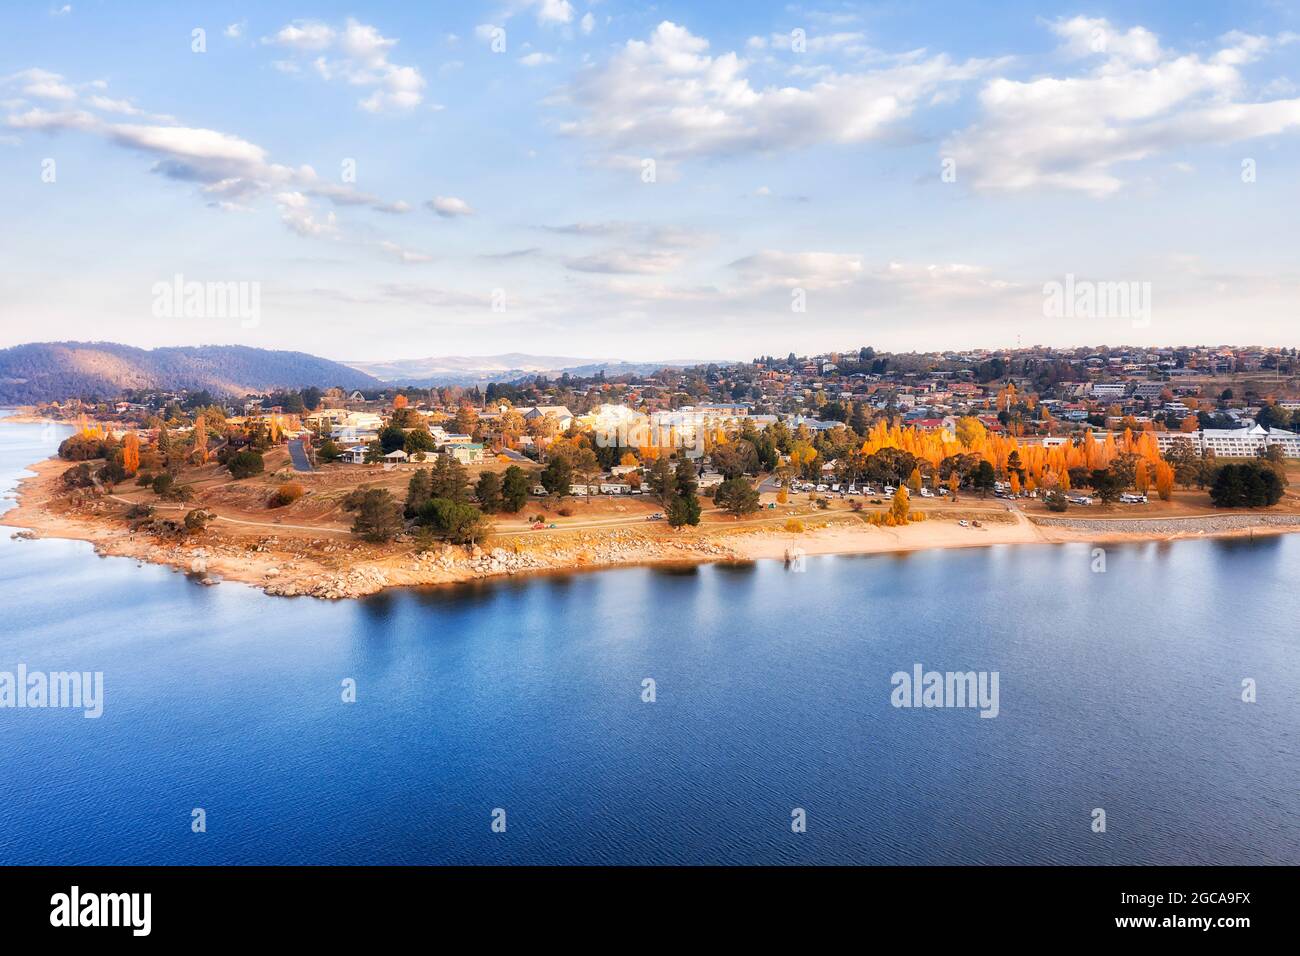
left=330, top=412, right=384, bottom=443
left=521, top=405, right=574, bottom=432
left=446, top=442, right=487, bottom=464
left=1091, top=382, right=1128, bottom=401
left=1155, top=425, right=1300, bottom=458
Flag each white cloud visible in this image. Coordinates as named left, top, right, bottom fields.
left=224, top=21, right=245, bottom=40
left=764, top=30, right=872, bottom=56
left=565, top=250, right=684, bottom=274
left=581, top=13, right=595, bottom=36
left=729, top=250, right=863, bottom=289
left=275, top=191, right=339, bottom=238
left=1052, top=16, right=1161, bottom=63
left=533, top=0, right=573, bottom=26
left=265, top=18, right=426, bottom=113
left=519, top=52, right=556, bottom=67
left=268, top=21, right=336, bottom=51
left=543, top=220, right=712, bottom=248
left=4, top=75, right=417, bottom=247
left=557, top=21, right=1001, bottom=161
left=426, top=195, right=475, bottom=218
left=946, top=18, right=1300, bottom=195
left=378, top=240, right=433, bottom=263
left=8, top=68, right=76, bottom=101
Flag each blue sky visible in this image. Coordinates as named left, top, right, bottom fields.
left=3, top=1, right=1300, bottom=362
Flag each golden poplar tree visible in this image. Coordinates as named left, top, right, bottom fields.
left=192, top=415, right=208, bottom=464
left=121, top=433, right=140, bottom=474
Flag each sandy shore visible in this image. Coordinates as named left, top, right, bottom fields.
left=1, top=456, right=744, bottom=598
left=0, top=408, right=62, bottom=426
left=4, top=450, right=1299, bottom=600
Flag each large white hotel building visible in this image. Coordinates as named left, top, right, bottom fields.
left=1155, top=425, right=1300, bottom=458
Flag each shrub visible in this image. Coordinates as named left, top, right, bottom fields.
left=341, top=487, right=370, bottom=511
left=97, top=459, right=127, bottom=485
left=162, top=483, right=194, bottom=503
left=227, top=449, right=265, bottom=479
left=151, top=473, right=175, bottom=497
left=135, top=471, right=154, bottom=487
left=784, top=518, right=804, bottom=533
left=62, top=463, right=95, bottom=489
left=556, top=506, right=573, bottom=517
left=183, top=509, right=214, bottom=533
left=1210, top=462, right=1285, bottom=508
left=125, top=502, right=154, bottom=519
left=143, top=518, right=185, bottom=538
left=268, top=482, right=305, bottom=509
left=1044, top=489, right=1069, bottom=512
left=415, top=497, right=491, bottom=545
left=1088, top=469, right=1123, bottom=503
left=57, top=434, right=104, bottom=461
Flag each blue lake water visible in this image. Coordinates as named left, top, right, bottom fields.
left=0, top=415, right=1296, bottom=865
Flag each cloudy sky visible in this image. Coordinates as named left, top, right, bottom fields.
left=3, top=1, right=1300, bottom=362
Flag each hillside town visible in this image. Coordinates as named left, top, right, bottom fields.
left=36, top=342, right=1300, bottom=469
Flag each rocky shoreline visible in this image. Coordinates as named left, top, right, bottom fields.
left=6, top=442, right=1300, bottom=601
left=1030, top=513, right=1300, bottom=534
left=272, top=533, right=741, bottom=599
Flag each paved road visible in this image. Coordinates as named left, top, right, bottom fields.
left=288, top=439, right=314, bottom=473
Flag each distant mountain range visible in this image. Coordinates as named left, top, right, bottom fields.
left=346, top=353, right=716, bottom=387
left=0, top=342, right=381, bottom=404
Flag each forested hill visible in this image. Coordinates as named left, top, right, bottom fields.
left=0, top=342, right=382, bottom=403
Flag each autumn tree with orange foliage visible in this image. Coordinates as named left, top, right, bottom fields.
left=1154, top=461, right=1175, bottom=501
left=890, top=485, right=910, bottom=523
left=192, top=415, right=208, bottom=464
left=121, top=432, right=140, bottom=475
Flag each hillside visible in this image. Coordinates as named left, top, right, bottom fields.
left=347, top=353, right=718, bottom=387
left=0, top=343, right=381, bottom=403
